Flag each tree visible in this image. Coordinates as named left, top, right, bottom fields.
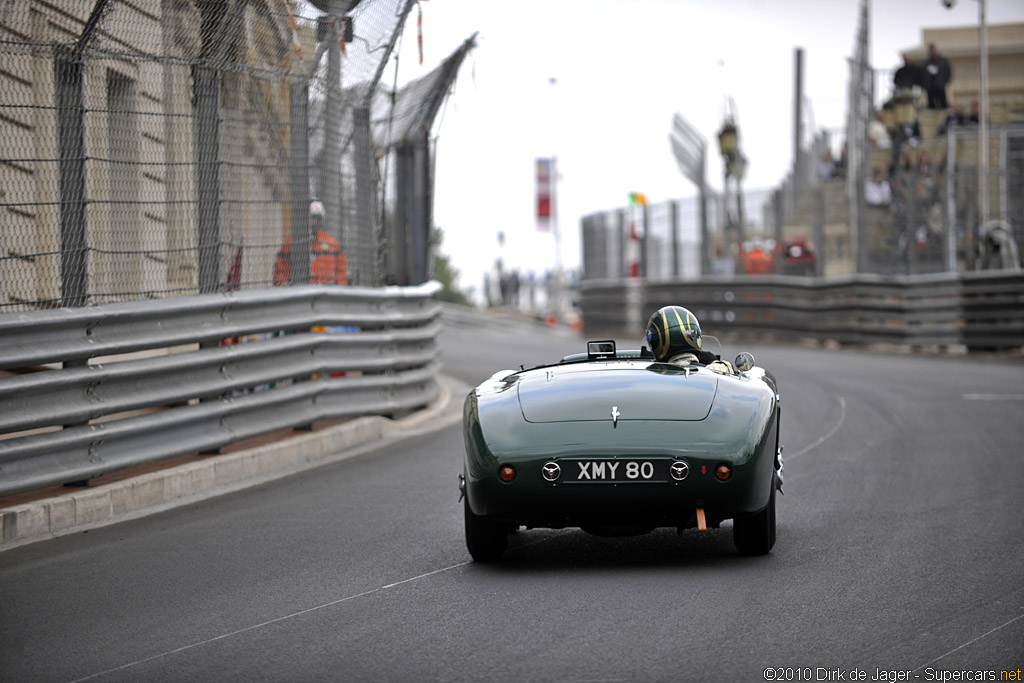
left=432, top=228, right=471, bottom=305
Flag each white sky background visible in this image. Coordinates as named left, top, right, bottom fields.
left=385, top=0, right=1024, bottom=303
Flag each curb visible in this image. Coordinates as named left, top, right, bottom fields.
left=0, top=374, right=471, bottom=552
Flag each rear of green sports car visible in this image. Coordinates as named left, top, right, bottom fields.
left=461, top=354, right=782, bottom=561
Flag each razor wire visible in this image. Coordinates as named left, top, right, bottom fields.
left=0, top=0, right=423, bottom=313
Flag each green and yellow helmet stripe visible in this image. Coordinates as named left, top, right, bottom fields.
left=673, top=307, right=701, bottom=349
left=646, top=305, right=702, bottom=361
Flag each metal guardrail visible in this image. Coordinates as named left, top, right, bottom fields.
left=582, top=272, right=1024, bottom=351
left=0, top=282, right=443, bottom=497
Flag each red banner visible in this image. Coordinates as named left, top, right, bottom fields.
left=535, top=157, right=555, bottom=231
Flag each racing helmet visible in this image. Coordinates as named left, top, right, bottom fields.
left=646, top=305, right=702, bottom=362
left=309, top=200, right=326, bottom=219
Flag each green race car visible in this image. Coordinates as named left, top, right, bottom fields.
left=460, top=337, right=782, bottom=561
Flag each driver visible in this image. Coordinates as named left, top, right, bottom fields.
left=645, top=305, right=720, bottom=366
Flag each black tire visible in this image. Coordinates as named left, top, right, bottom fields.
left=464, top=497, right=508, bottom=562
left=733, top=483, right=776, bottom=556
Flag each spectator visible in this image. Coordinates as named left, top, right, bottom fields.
left=833, top=144, right=848, bottom=179
left=893, top=151, right=913, bottom=176
left=916, top=150, right=934, bottom=177
left=274, top=200, right=347, bottom=286
left=817, top=150, right=835, bottom=181
left=938, top=102, right=965, bottom=135
left=924, top=44, right=952, bottom=110
left=865, top=167, right=892, bottom=207
left=967, top=101, right=982, bottom=125
left=869, top=111, right=892, bottom=149
left=894, top=53, right=925, bottom=91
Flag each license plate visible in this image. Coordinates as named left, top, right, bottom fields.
left=562, top=459, right=669, bottom=484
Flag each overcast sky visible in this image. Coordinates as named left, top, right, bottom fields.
left=388, top=0, right=1024, bottom=302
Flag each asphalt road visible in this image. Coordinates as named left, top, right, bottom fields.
left=2, top=315, right=1023, bottom=682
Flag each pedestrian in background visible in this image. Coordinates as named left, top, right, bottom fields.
left=865, top=167, right=891, bottom=208
left=274, top=200, right=347, bottom=286
left=924, top=43, right=952, bottom=110
left=894, top=53, right=925, bottom=92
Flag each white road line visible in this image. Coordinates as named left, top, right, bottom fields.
left=788, top=395, right=847, bottom=460
left=913, top=610, right=1024, bottom=672
left=962, top=393, right=1024, bottom=401
left=65, top=560, right=471, bottom=683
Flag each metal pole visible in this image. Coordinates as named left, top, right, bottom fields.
left=617, top=209, right=627, bottom=278
left=289, top=79, right=312, bottom=285
left=55, top=51, right=88, bottom=308
left=699, top=156, right=710, bottom=277
left=978, top=0, right=989, bottom=241
left=640, top=202, right=649, bottom=280
left=946, top=128, right=957, bottom=272
left=813, top=185, right=825, bottom=277
left=670, top=200, right=680, bottom=278
left=736, top=175, right=746, bottom=249
left=353, top=106, right=375, bottom=284
left=774, top=190, right=785, bottom=275
left=324, top=31, right=343, bottom=263
left=194, top=65, right=221, bottom=294
left=724, top=166, right=732, bottom=274
left=552, top=156, right=562, bottom=315
left=794, top=48, right=804, bottom=189
left=905, top=169, right=918, bottom=275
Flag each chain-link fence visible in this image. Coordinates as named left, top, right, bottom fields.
left=582, top=189, right=792, bottom=282
left=0, top=0, right=466, bottom=313
left=850, top=128, right=1023, bottom=275
left=844, top=0, right=1024, bottom=276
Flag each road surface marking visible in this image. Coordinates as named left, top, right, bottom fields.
left=962, top=393, right=1024, bottom=401
left=789, top=395, right=847, bottom=460
left=913, top=610, right=1024, bottom=672
left=66, top=561, right=472, bottom=683
left=66, top=531, right=573, bottom=682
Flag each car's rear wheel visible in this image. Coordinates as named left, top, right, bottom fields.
left=464, top=497, right=508, bottom=562
left=733, top=483, right=776, bottom=555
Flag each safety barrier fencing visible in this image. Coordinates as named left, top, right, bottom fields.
left=0, top=282, right=442, bottom=497
left=581, top=272, right=1024, bottom=351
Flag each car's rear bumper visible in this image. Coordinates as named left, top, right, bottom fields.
left=465, top=453, right=775, bottom=529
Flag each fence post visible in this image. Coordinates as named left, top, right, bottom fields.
left=699, top=178, right=710, bottom=277
left=774, top=190, right=785, bottom=275
left=353, top=106, right=376, bottom=285
left=193, top=65, right=221, bottom=294
left=854, top=148, right=868, bottom=274
left=905, top=169, right=918, bottom=275
left=616, top=209, right=627, bottom=278
left=289, top=79, right=312, bottom=285
left=813, top=185, right=825, bottom=277
left=323, top=34, right=343, bottom=276
left=670, top=201, right=680, bottom=279
left=640, top=203, right=650, bottom=280
left=55, top=50, right=88, bottom=308
left=945, top=130, right=957, bottom=273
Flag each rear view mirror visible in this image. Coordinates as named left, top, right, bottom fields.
left=587, top=340, right=616, bottom=359
left=734, top=352, right=755, bottom=373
